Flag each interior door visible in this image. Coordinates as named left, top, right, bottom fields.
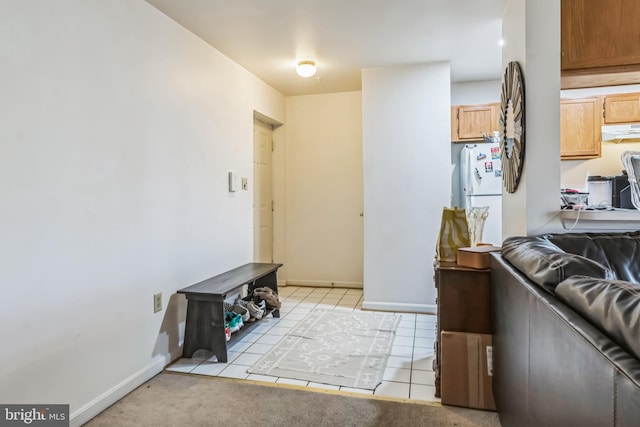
left=253, top=119, right=273, bottom=263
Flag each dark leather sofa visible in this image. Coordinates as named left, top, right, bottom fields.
left=491, top=231, right=640, bottom=426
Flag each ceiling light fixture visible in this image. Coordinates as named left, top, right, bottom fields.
left=296, top=60, right=317, bottom=78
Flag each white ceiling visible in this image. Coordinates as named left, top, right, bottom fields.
left=144, top=0, right=506, bottom=96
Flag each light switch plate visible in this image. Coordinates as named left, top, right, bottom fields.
left=228, top=171, right=238, bottom=192
left=153, top=293, right=162, bottom=313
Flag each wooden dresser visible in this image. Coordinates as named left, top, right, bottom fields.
left=433, top=261, right=492, bottom=398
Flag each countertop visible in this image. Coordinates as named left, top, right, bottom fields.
left=560, top=208, right=640, bottom=230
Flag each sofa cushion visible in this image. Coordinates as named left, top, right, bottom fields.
left=501, top=236, right=614, bottom=293
left=545, top=231, right=640, bottom=283
left=556, top=276, right=640, bottom=361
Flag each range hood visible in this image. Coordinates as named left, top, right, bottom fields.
left=602, top=124, right=640, bottom=142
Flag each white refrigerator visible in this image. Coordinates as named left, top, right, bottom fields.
left=460, top=143, right=502, bottom=246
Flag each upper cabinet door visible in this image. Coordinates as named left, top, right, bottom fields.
left=560, top=97, right=601, bottom=160
left=561, top=0, right=640, bottom=70
left=603, top=93, right=640, bottom=124
left=454, top=104, right=500, bottom=141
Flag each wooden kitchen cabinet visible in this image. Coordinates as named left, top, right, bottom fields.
left=603, top=93, right=640, bottom=124
left=561, top=0, right=640, bottom=88
left=451, top=103, right=500, bottom=142
left=560, top=97, right=601, bottom=160
left=561, top=0, right=640, bottom=71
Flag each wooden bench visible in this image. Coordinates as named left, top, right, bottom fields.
left=177, top=262, right=283, bottom=363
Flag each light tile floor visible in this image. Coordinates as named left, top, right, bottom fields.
left=166, top=286, right=439, bottom=402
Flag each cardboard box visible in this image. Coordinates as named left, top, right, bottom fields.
left=440, top=331, right=496, bottom=411
left=457, top=246, right=501, bottom=269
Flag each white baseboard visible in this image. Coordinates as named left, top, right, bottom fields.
left=286, top=279, right=363, bottom=289
left=70, top=354, right=170, bottom=427
left=362, top=300, right=437, bottom=314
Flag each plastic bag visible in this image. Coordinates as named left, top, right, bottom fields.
left=436, top=207, right=471, bottom=262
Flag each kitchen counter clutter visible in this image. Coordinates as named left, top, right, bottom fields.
left=561, top=153, right=640, bottom=231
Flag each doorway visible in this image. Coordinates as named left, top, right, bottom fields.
left=253, top=119, right=273, bottom=263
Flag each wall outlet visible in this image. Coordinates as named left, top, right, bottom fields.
left=153, top=293, right=162, bottom=313
left=241, top=177, right=248, bottom=191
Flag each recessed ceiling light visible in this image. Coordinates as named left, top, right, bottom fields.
left=296, top=60, right=317, bottom=78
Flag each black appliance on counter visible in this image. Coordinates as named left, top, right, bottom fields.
left=611, top=172, right=634, bottom=209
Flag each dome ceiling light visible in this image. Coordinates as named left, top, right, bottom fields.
left=296, top=60, right=317, bottom=78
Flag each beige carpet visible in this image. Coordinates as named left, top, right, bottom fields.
left=84, top=372, right=501, bottom=427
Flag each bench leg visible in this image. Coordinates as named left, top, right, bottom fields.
left=183, top=300, right=228, bottom=363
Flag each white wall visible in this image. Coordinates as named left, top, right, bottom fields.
left=501, top=0, right=563, bottom=237
left=284, top=92, right=363, bottom=287
left=451, top=80, right=502, bottom=105
left=561, top=84, right=640, bottom=189
left=562, top=84, right=640, bottom=98
left=362, top=63, right=451, bottom=313
left=0, top=1, right=284, bottom=425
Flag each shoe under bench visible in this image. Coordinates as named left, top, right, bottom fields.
left=177, top=262, right=282, bottom=363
